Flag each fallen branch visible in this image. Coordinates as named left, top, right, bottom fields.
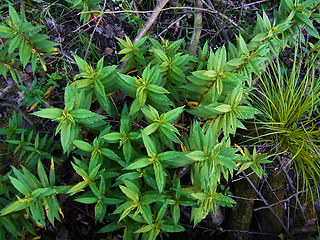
left=188, top=0, right=203, bottom=56
left=119, top=0, right=170, bottom=69
left=241, top=171, right=293, bottom=238
left=81, top=6, right=245, bottom=31
left=155, top=13, right=187, bottom=39
left=133, top=0, right=170, bottom=44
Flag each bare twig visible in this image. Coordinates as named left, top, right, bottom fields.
left=230, top=195, right=263, bottom=201
left=0, top=84, right=14, bottom=99
left=253, top=190, right=305, bottom=212
left=302, top=124, right=320, bottom=156
left=81, top=6, right=246, bottom=31
left=84, top=0, right=107, bottom=60
left=200, top=0, right=246, bottom=33
left=119, top=0, right=170, bottom=70
left=231, top=0, right=270, bottom=9
left=133, top=0, right=170, bottom=44
left=155, top=13, right=187, bottom=39
left=188, top=0, right=202, bottom=56
left=277, top=155, right=308, bottom=223
left=222, top=229, right=279, bottom=236
left=0, top=102, right=34, bottom=126
left=241, top=171, right=293, bottom=238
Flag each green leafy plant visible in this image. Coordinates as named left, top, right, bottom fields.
left=150, top=38, right=195, bottom=99
left=102, top=105, right=140, bottom=162
left=119, top=64, right=173, bottom=115
left=1, top=0, right=320, bottom=238
left=32, top=84, right=106, bottom=153
left=0, top=171, right=36, bottom=239
left=17, top=78, right=48, bottom=109
left=71, top=55, right=120, bottom=117
left=65, top=0, right=102, bottom=23
left=125, top=133, right=192, bottom=193
left=0, top=112, right=26, bottom=152
left=133, top=201, right=184, bottom=240
left=142, top=105, right=184, bottom=149
left=237, top=145, right=271, bottom=179
left=0, top=160, right=65, bottom=227
left=6, top=130, right=57, bottom=167
left=117, top=36, right=148, bottom=73
left=183, top=122, right=241, bottom=225
left=0, top=5, right=58, bottom=80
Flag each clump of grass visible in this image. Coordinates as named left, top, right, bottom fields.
left=253, top=43, right=320, bottom=203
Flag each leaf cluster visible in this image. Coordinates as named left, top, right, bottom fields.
left=0, top=6, right=58, bottom=81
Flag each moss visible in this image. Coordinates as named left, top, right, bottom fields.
left=227, top=170, right=259, bottom=240
left=257, top=167, right=286, bottom=236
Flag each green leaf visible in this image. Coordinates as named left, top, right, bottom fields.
left=135, top=225, right=153, bottom=233
left=186, top=151, right=207, bottom=161
left=60, top=122, right=73, bottom=153
left=126, top=157, right=152, bottom=170
left=119, top=185, right=139, bottom=201
left=31, top=188, right=56, bottom=198
left=135, top=36, right=148, bottom=48
left=262, top=11, right=271, bottom=30
left=98, top=222, right=122, bottom=233
left=74, top=55, right=88, bottom=72
left=159, top=123, right=181, bottom=144
left=143, top=123, right=159, bottom=135
left=21, top=166, right=41, bottom=190
left=8, top=36, right=20, bottom=53
left=295, top=12, right=313, bottom=28
left=162, top=106, right=184, bottom=123
left=284, top=0, right=294, bottom=9
left=38, top=160, right=49, bottom=187
left=147, top=84, right=169, bottom=94
left=142, top=133, right=157, bottom=157
left=153, top=49, right=169, bottom=62
left=73, top=140, right=93, bottom=152
left=306, top=25, right=320, bottom=39
left=101, top=148, right=120, bottom=161
left=32, top=108, right=63, bottom=120
left=67, top=181, right=88, bottom=195
left=103, top=132, right=122, bottom=141
left=214, top=104, right=231, bottom=113
left=9, top=6, right=21, bottom=24
left=154, top=161, right=165, bottom=193
left=141, top=204, right=153, bottom=226
left=214, top=45, right=227, bottom=72
left=0, top=200, right=26, bottom=216
left=156, top=200, right=168, bottom=221
left=161, top=224, right=184, bottom=233
left=191, top=192, right=207, bottom=200
left=137, top=86, right=147, bottom=107
left=71, top=109, right=105, bottom=121
left=237, top=35, right=249, bottom=54
left=117, top=202, right=136, bottom=222
left=2, top=217, right=19, bottom=237
left=75, top=197, right=97, bottom=204
left=142, top=105, right=160, bottom=121
left=9, top=176, right=29, bottom=195
left=89, top=163, right=102, bottom=179
left=71, top=161, right=87, bottom=178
